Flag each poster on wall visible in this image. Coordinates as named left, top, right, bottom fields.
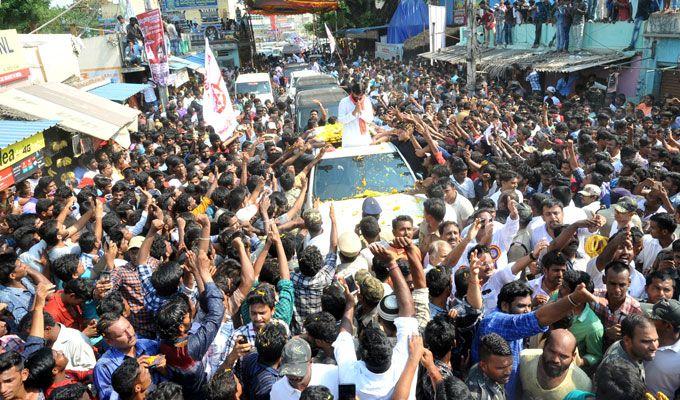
left=137, top=9, right=170, bottom=86
left=453, top=0, right=467, bottom=26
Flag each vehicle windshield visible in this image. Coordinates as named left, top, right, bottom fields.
left=236, top=81, right=271, bottom=95
left=312, top=152, right=415, bottom=201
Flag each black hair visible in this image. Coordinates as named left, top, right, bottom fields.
left=304, top=311, right=339, bottom=343
left=48, top=383, right=89, bottom=400
left=594, top=358, right=646, bottom=400
left=359, top=216, right=380, bottom=239
left=321, top=284, right=346, bottom=320
left=300, top=386, right=334, bottom=400
left=147, top=381, right=184, bottom=400
left=392, top=215, right=413, bottom=230
left=255, top=322, right=288, bottom=365
left=562, top=270, right=594, bottom=293
left=246, top=283, right=276, bottom=309
left=434, top=375, right=473, bottom=400
left=78, top=231, right=97, bottom=254
left=426, top=266, right=451, bottom=297
left=467, top=244, right=491, bottom=262
left=97, top=312, right=123, bottom=337
left=35, top=198, right=53, bottom=215
left=25, top=347, right=56, bottom=391
left=111, top=357, right=141, bottom=400
left=478, top=333, right=512, bottom=360
left=39, top=220, right=60, bottom=247
left=604, top=260, right=630, bottom=277
left=424, top=314, right=457, bottom=359
left=207, top=368, right=238, bottom=400
left=621, top=314, right=653, bottom=339
left=97, top=290, right=127, bottom=317
left=0, top=351, right=23, bottom=374
left=279, top=172, right=295, bottom=191
left=646, top=269, right=676, bottom=291
left=150, top=261, right=183, bottom=297
left=550, top=186, right=572, bottom=208
left=0, top=253, right=18, bottom=285
left=298, top=245, right=324, bottom=277
left=424, top=198, right=446, bottom=222
left=541, top=197, right=564, bottom=211
left=650, top=212, right=677, bottom=234
left=157, top=295, right=191, bottom=341
left=497, top=281, right=533, bottom=309
left=19, top=311, right=56, bottom=336
left=359, top=326, right=392, bottom=374
left=63, top=278, right=94, bottom=301
left=541, top=250, right=569, bottom=271
left=52, top=254, right=81, bottom=282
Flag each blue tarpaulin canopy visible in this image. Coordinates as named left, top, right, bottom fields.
left=387, top=0, right=428, bottom=44
left=0, top=120, right=58, bottom=148
left=88, top=83, right=149, bottom=102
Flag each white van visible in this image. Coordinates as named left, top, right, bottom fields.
left=234, top=73, right=274, bottom=104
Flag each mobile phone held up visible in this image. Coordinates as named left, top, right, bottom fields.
left=338, top=384, right=356, bottom=400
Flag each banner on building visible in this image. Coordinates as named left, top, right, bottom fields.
left=375, top=43, right=403, bottom=60
left=137, top=9, right=170, bottom=86
left=428, top=5, right=446, bottom=53
left=203, top=38, right=238, bottom=140
left=0, top=29, right=29, bottom=86
left=453, top=0, right=467, bottom=26
left=0, top=132, right=45, bottom=171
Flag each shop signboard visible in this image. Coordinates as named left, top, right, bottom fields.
left=0, top=132, right=46, bottom=171
left=0, top=29, right=29, bottom=85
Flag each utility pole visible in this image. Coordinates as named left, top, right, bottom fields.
left=465, top=0, right=477, bottom=97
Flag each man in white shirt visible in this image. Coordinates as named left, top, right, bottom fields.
left=338, top=82, right=374, bottom=148
left=441, top=179, right=474, bottom=225
left=333, top=245, right=418, bottom=400
left=637, top=213, right=676, bottom=274
left=271, top=338, right=339, bottom=400
left=585, top=230, right=646, bottom=298
left=489, top=171, right=524, bottom=207
left=39, top=314, right=97, bottom=371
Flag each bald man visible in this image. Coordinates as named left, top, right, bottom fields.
left=519, top=329, right=592, bottom=400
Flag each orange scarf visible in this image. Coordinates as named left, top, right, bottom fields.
left=350, top=95, right=368, bottom=135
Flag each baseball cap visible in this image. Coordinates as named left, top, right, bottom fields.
left=338, top=232, right=361, bottom=258
left=279, top=337, right=312, bottom=377
left=128, top=236, right=145, bottom=249
left=362, top=197, right=382, bottom=216
left=378, top=293, right=399, bottom=322
left=546, top=86, right=556, bottom=93
left=355, top=270, right=384, bottom=304
left=610, top=187, right=632, bottom=204
left=650, top=299, right=680, bottom=327
left=612, top=196, right=638, bottom=213
left=578, top=184, right=602, bottom=198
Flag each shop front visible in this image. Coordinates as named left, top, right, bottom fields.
left=0, top=120, right=56, bottom=191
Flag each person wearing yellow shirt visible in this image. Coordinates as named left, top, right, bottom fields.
left=519, top=329, right=592, bottom=400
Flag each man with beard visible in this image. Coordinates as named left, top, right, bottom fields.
left=599, top=314, right=658, bottom=384
left=519, top=329, right=592, bottom=400
left=528, top=250, right=568, bottom=305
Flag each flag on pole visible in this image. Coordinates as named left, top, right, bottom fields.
left=324, top=23, right=336, bottom=54
left=203, top=37, right=238, bottom=140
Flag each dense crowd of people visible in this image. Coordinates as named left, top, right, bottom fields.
left=0, top=51, right=678, bottom=400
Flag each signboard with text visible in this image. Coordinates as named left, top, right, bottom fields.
left=0, top=29, right=29, bottom=85
left=162, top=0, right=218, bottom=10
left=0, top=152, right=44, bottom=191
left=453, top=0, right=467, bottom=26
left=0, top=132, right=45, bottom=171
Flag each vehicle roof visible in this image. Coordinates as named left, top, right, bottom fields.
left=296, top=75, right=336, bottom=88
left=235, top=73, right=271, bottom=82
left=295, top=87, right=346, bottom=106
left=290, top=70, right=319, bottom=79
left=319, top=142, right=399, bottom=159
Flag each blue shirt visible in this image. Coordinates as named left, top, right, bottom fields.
left=93, top=338, right=160, bottom=400
left=471, top=310, right=548, bottom=400
left=0, top=277, right=36, bottom=322
left=238, top=352, right=281, bottom=400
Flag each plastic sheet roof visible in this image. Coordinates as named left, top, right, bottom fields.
left=88, top=83, right=149, bottom=102
left=0, top=120, right=58, bottom=148
left=419, top=46, right=635, bottom=76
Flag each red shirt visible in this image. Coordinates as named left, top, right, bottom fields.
left=44, top=291, right=85, bottom=330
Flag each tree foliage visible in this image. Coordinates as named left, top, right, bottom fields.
left=0, top=0, right=102, bottom=34
left=305, top=0, right=399, bottom=33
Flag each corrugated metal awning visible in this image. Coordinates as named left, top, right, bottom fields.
left=419, top=46, right=634, bottom=75
left=87, top=83, right=149, bottom=102
left=0, top=120, right=58, bottom=148
left=0, top=82, right=140, bottom=148
left=169, top=55, right=205, bottom=74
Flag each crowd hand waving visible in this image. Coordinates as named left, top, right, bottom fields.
left=467, top=218, right=483, bottom=241
left=337, top=276, right=356, bottom=309
left=468, top=250, right=482, bottom=286
left=369, top=243, right=397, bottom=263
left=82, top=319, right=98, bottom=338
left=34, top=282, right=56, bottom=309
